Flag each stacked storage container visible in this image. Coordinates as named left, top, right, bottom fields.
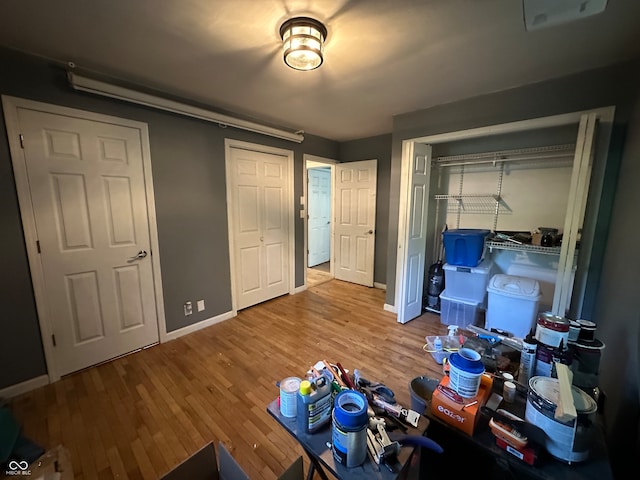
left=439, top=229, right=493, bottom=327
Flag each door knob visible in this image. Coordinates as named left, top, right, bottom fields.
left=366, top=230, right=374, bottom=235
left=128, top=250, right=148, bottom=262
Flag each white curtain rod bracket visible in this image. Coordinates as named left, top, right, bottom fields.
left=67, top=72, right=304, bottom=143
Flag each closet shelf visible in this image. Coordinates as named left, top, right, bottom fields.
left=434, top=194, right=510, bottom=215
left=486, top=240, right=574, bottom=256
left=435, top=143, right=576, bottom=167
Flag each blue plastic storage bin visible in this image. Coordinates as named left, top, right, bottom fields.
left=443, top=229, right=490, bottom=267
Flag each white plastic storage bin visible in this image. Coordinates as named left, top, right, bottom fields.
left=443, top=259, right=494, bottom=306
left=439, top=289, right=481, bottom=328
left=485, top=274, right=541, bottom=338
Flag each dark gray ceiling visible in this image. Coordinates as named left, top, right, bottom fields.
left=1, top=0, right=639, bottom=141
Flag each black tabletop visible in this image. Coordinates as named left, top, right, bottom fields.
left=267, top=398, right=429, bottom=480
left=423, top=390, right=613, bottom=480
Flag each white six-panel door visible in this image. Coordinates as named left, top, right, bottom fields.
left=308, top=168, right=331, bottom=267
left=11, top=104, right=160, bottom=376
left=334, top=160, right=377, bottom=287
left=228, top=146, right=291, bottom=310
left=396, top=144, right=431, bottom=324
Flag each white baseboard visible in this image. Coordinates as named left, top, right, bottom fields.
left=374, top=282, right=386, bottom=290
left=383, top=303, right=397, bottom=314
left=293, top=285, right=307, bottom=294
left=0, top=374, right=49, bottom=399
left=163, top=310, right=235, bottom=342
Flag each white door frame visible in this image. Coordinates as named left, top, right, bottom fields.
left=394, top=106, right=615, bottom=321
left=225, top=139, right=295, bottom=313
left=303, top=154, right=337, bottom=288
left=2, top=95, right=166, bottom=382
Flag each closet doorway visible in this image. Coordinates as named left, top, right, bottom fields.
left=394, top=107, right=615, bottom=324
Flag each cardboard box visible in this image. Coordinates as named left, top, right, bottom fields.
left=24, top=445, right=73, bottom=480
left=430, top=374, right=493, bottom=436
left=531, top=233, right=543, bottom=246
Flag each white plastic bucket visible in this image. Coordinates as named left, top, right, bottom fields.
left=448, top=348, right=484, bottom=398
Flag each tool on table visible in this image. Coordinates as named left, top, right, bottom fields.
left=370, top=395, right=420, bottom=428
left=367, top=422, right=401, bottom=470
left=368, top=405, right=407, bottom=433
left=354, top=370, right=397, bottom=404
left=335, top=362, right=357, bottom=390
left=480, top=407, right=546, bottom=446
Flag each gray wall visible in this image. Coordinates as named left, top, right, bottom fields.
left=0, top=47, right=338, bottom=389
left=594, top=92, right=640, bottom=474
left=384, top=58, right=640, bottom=477
left=339, top=134, right=392, bottom=286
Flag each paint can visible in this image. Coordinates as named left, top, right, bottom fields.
left=572, top=338, right=606, bottom=390
left=448, top=348, right=485, bottom=398
left=535, top=312, right=570, bottom=349
left=534, top=343, right=572, bottom=377
left=568, top=320, right=581, bottom=342
left=576, top=320, right=597, bottom=343
left=279, top=377, right=301, bottom=418
left=525, top=376, right=597, bottom=463
left=332, top=390, right=369, bottom=468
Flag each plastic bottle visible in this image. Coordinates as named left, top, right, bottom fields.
left=518, top=330, right=537, bottom=386
left=296, top=375, right=332, bottom=433
left=434, top=336, right=443, bottom=352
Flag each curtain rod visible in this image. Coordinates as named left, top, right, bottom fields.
left=67, top=72, right=304, bottom=143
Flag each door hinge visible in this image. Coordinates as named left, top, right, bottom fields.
left=19, top=134, right=24, bottom=149
left=51, top=334, right=56, bottom=347
left=36, top=240, right=41, bottom=253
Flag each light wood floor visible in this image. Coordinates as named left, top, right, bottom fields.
left=8, top=280, right=447, bottom=480
left=306, top=267, right=333, bottom=288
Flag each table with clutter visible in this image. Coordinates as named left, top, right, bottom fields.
left=419, top=327, right=611, bottom=480
left=266, top=361, right=441, bottom=480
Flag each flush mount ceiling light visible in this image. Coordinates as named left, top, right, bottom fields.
left=280, top=17, right=327, bottom=71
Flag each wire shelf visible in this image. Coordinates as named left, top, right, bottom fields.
left=486, top=241, right=568, bottom=256
left=434, top=194, right=511, bottom=215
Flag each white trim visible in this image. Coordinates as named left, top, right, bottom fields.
left=303, top=154, right=337, bottom=288
left=374, top=282, right=387, bottom=290
left=407, top=107, right=614, bottom=145
left=163, top=311, right=235, bottom=342
left=225, top=139, right=295, bottom=313
left=68, top=73, right=304, bottom=143
left=0, top=375, right=49, bottom=399
left=384, top=303, right=398, bottom=314
left=293, top=285, right=307, bottom=294
left=1, top=95, right=166, bottom=382
left=394, top=106, right=616, bottom=317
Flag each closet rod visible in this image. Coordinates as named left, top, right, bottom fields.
left=437, top=152, right=574, bottom=168
left=435, top=143, right=575, bottom=167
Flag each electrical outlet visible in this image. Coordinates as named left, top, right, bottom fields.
left=184, top=301, right=193, bottom=316
left=197, top=300, right=205, bottom=312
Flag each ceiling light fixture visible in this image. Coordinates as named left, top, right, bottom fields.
left=279, top=17, right=327, bottom=71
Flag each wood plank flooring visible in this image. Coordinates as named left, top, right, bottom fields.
left=306, top=267, right=333, bottom=288
left=7, top=280, right=448, bottom=480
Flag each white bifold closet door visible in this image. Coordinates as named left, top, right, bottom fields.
left=228, top=146, right=291, bottom=310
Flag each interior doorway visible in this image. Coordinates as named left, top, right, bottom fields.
left=304, top=155, right=337, bottom=288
